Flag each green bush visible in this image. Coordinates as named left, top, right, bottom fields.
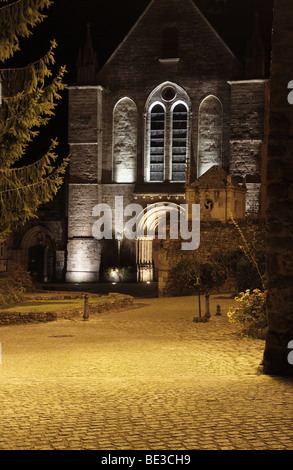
left=227, top=288, right=268, bottom=338
left=172, top=259, right=228, bottom=293
left=0, top=263, right=33, bottom=308
left=0, top=262, right=33, bottom=290
left=199, top=262, right=228, bottom=290
left=171, top=243, right=266, bottom=296
left=0, top=278, right=25, bottom=308
left=211, top=249, right=243, bottom=273
left=174, top=260, right=200, bottom=292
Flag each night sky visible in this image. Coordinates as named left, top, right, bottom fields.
left=10, top=0, right=274, bottom=158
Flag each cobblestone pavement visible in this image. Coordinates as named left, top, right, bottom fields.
left=1, top=294, right=293, bottom=451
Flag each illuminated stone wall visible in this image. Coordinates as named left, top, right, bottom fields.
left=113, top=98, right=137, bottom=183
left=66, top=85, right=103, bottom=282
left=229, top=80, right=267, bottom=213
left=66, top=238, right=101, bottom=283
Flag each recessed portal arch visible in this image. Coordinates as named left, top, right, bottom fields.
left=136, top=202, right=185, bottom=282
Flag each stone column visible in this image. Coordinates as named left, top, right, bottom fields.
left=262, top=0, right=293, bottom=375
left=65, top=85, right=103, bottom=283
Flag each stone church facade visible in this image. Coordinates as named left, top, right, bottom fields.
left=2, top=0, right=269, bottom=284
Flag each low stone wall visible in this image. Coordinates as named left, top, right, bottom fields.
left=0, top=293, right=133, bottom=326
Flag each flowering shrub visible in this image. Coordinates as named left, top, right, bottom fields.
left=227, top=289, right=268, bottom=338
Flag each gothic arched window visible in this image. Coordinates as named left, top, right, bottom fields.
left=145, top=83, right=191, bottom=183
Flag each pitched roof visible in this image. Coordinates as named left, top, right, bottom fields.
left=190, top=165, right=244, bottom=190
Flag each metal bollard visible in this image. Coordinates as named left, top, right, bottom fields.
left=83, top=294, right=89, bottom=321
left=216, top=304, right=221, bottom=316
left=196, top=277, right=201, bottom=318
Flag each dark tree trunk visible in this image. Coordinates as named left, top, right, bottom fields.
left=263, top=0, right=293, bottom=375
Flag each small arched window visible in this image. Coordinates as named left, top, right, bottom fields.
left=150, top=104, right=165, bottom=182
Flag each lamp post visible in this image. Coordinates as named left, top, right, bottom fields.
left=193, top=275, right=210, bottom=323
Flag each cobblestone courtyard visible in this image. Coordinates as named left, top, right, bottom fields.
left=1, top=294, right=293, bottom=451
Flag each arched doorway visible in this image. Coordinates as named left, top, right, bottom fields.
left=21, top=227, right=56, bottom=283
left=28, top=245, right=45, bottom=282
left=136, top=202, right=184, bottom=282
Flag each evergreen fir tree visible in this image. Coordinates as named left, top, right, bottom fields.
left=0, top=0, right=68, bottom=241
